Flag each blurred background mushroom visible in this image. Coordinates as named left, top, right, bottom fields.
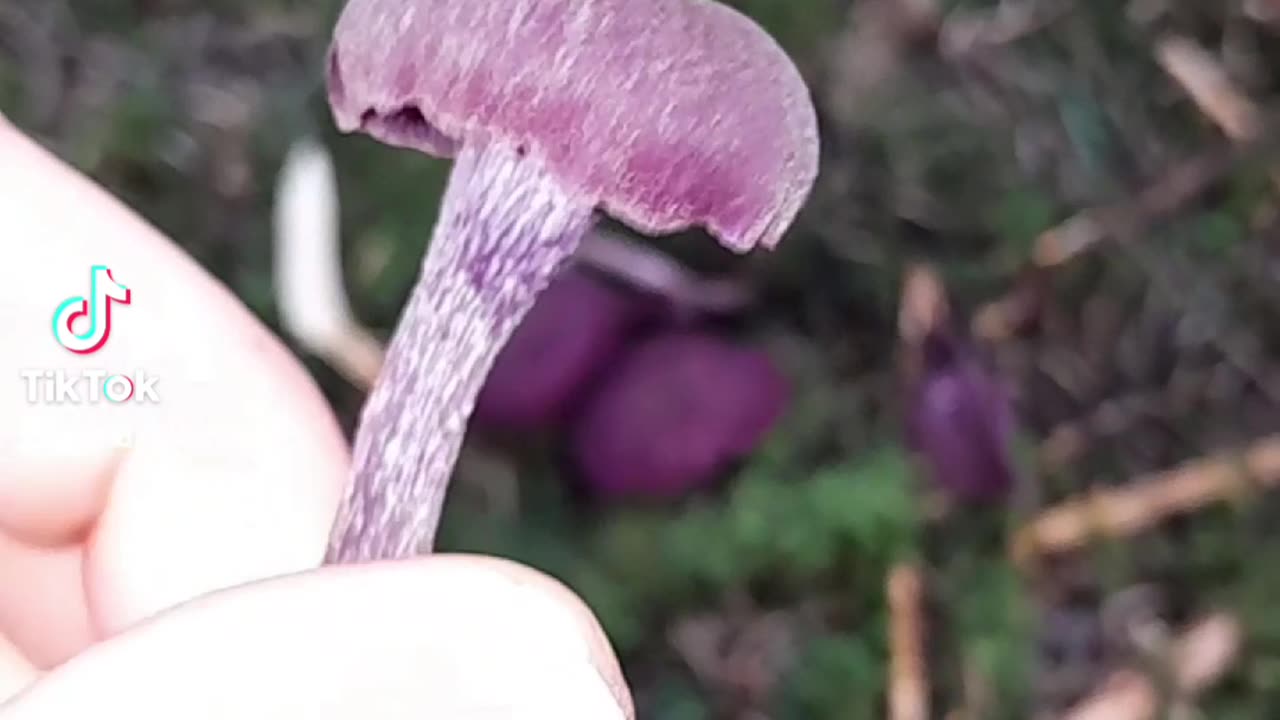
left=570, top=330, right=790, bottom=500
left=471, top=267, right=658, bottom=435
left=899, top=263, right=1021, bottom=504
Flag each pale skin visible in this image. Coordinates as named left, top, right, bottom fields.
left=0, top=115, right=633, bottom=718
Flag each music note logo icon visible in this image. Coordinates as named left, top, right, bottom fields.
left=52, top=266, right=132, bottom=355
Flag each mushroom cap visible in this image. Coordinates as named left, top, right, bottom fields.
left=473, top=267, right=655, bottom=432
left=905, top=333, right=1018, bottom=503
left=327, top=0, right=820, bottom=252
left=569, top=331, right=789, bottom=498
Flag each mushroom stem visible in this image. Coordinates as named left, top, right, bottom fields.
left=326, top=140, right=594, bottom=563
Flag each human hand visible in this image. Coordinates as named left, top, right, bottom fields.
left=0, top=116, right=632, bottom=718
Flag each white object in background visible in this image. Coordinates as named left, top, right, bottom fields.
left=273, top=137, right=384, bottom=388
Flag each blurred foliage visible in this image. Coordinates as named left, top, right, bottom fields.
left=723, top=0, right=842, bottom=55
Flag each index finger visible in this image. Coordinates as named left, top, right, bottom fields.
left=0, top=115, right=350, bottom=664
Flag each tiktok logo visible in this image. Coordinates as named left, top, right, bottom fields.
left=52, top=265, right=131, bottom=354
left=23, top=265, right=160, bottom=406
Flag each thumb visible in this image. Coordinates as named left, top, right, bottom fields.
left=0, top=555, right=633, bottom=719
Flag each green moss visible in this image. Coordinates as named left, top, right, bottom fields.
left=0, top=64, right=19, bottom=120
left=987, top=188, right=1060, bottom=257
left=777, top=634, right=884, bottom=719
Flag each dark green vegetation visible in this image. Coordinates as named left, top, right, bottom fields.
left=7, top=0, right=1280, bottom=716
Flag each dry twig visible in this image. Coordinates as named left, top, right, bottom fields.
left=1036, top=391, right=1168, bottom=472
left=971, top=266, right=1047, bottom=342
left=1154, top=35, right=1262, bottom=143
left=1063, top=612, right=1241, bottom=720
left=1026, top=33, right=1280, bottom=269
left=887, top=565, right=929, bottom=720
left=898, top=262, right=950, bottom=347
left=1154, top=32, right=1280, bottom=197
left=1033, top=147, right=1236, bottom=268
left=1013, top=434, right=1280, bottom=566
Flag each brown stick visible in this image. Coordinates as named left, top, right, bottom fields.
left=1033, top=148, right=1235, bottom=268
left=1028, top=33, right=1280, bottom=269
left=887, top=564, right=929, bottom=720
left=320, top=328, right=385, bottom=389
left=1154, top=35, right=1262, bottom=143
left=970, top=266, right=1047, bottom=341
left=1012, top=434, right=1280, bottom=566
left=978, top=35, right=1277, bottom=325
left=1153, top=33, right=1280, bottom=196
left=1063, top=613, right=1241, bottom=720
left=1036, top=391, right=1168, bottom=472
left=898, top=262, right=949, bottom=346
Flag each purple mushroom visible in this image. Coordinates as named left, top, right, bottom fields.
left=900, top=266, right=1018, bottom=503
left=472, top=267, right=653, bottom=433
left=324, top=0, right=820, bottom=561
left=905, top=333, right=1018, bottom=502
left=473, top=235, right=755, bottom=434
left=570, top=331, right=789, bottom=499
